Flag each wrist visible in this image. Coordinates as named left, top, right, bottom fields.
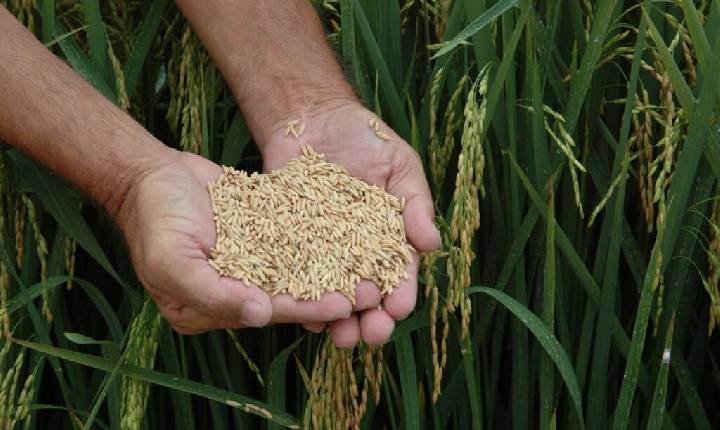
left=234, top=76, right=359, bottom=147
left=98, top=141, right=180, bottom=233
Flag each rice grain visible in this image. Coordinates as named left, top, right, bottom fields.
left=208, top=146, right=412, bottom=303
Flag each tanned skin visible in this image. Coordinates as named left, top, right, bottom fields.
left=0, top=1, right=440, bottom=347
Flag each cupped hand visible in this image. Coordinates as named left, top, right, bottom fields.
left=260, top=101, right=442, bottom=347
left=116, top=149, right=353, bottom=334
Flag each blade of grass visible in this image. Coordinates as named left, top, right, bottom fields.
left=430, top=0, right=519, bottom=59
left=646, top=316, right=674, bottom=430
left=478, top=1, right=531, bottom=148
left=586, top=4, right=646, bottom=423
left=466, top=0, right=497, bottom=71
left=158, top=325, right=194, bottom=430
left=8, top=151, right=132, bottom=297
left=5, top=276, right=67, bottom=314
left=45, top=25, right=88, bottom=49
left=458, top=323, right=483, bottom=430
left=671, top=352, right=712, bottom=430
left=376, top=0, right=402, bottom=89
left=395, top=334, right=420, bottom=429
left=219, top=113, right=251, bottom=167
left=676, top=0, right=712, bottom=76
left=504, top=149, right=653, bottom=398
left=12, top=339, right=301, bottom=428
left=40, top=0, right=55, bottom=43
left=81, top=333, right=128, bottom=430
left=52, top=19, right=116, bottom=102
left=267, top=336, right=305, bottom=430
left=74, top=279, right=124, bottom=342
left=468, top=287, right=585, bottom=430
left=540, top=178, right=556, bottom=430
left=563, top=0, right=620, bottom=134
left=82, top=0, right=109, bottom=80
left=354, top=3, right=411, bottom=139
left=190, top=336, right=226, bottom=428
left=340, top=0, right=371, bottom=104
left=642, top=7, right=695, bottom=115
left=123, top=0, right=169, bottom=96
left=613, top=34, right=720, bottom=430
left=476, top=207, right=540, bottom=338
left=528, top=31, right=551, bottom=188
left=0, top=247, right=81, bottom=429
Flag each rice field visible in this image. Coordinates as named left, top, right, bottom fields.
left=1, top=0, right=719, bottom=429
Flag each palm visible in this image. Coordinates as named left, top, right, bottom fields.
left=123, top=151, right=352, bottom=334
left=261, top=103, right=440, bottom=346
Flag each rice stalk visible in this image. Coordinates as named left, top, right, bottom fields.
left=106, top=0, right=134, bottom=58
left=13, top=198, right=24, bottom=268
left=20, top=194, right=49, bottom=322
left=120, top=299, right=162, bottom=430
left=0, top=263, right=9, bottom=340
left=631, top=88, right=656, bottom=232
left=0, top=157, right=8, bottom=339
left=428, top=67, right=443, bottom=189
left=225, top=329, right=264, bottom=386
left=422, top=250, right=446, bottom=403
left=447, top=65, right=489, bottom=339
left=167, top=24, right=216, bottom=154
left=107, top=35, right=130, bottom=111
left=306, top=337, right=376, bottom=430
left=704, top=192, right=720, bottom=334
left=4, top=0, right=34, bottom=33
left=522, top=104, right=587, bottom=217
left=431, top=0, right=451, bottom=40
left=63, top=234, right=76, bottom=290
left=430, top=72, right=469, bottom=195
left=0, top=345, right=35, bottom=429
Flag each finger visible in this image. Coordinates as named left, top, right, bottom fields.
left=354, top=280, right=382, bottom=311
left=359, top=308, right=395, bottom=346
left=329, top=314, right=361, bottom=349
left=387, top=145, right=442, bottom=252
left=270, top=291, right=352, bottom=324
left=303, top=322, right=327, bottom=333
left=382, top=252, right=419, bottom=321
left=170, top=260, right=273, bottom=327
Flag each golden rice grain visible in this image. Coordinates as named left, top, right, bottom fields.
left=208, top=146, right=412, bottom=303
left=375, top=131, right=392, bottom=141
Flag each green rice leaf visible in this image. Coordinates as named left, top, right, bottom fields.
left=123, top=0, right=169, bottom=96
left=8, top=151, right=131, bottom=295
left=267, top=336, right=305, bottom=430
left=468, top=287, right=585, bottom=430
left=430, top=0, right=519, bottom=58
left=12, top=339, right=302, bottom=429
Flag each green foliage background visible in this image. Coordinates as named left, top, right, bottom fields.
left=1, top=0, right=719, bottom=429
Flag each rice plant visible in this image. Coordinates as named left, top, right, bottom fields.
left=1, top=0, right=719, bottom=428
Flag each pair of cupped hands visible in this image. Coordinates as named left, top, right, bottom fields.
left=119, top=101, right=440, bottom=348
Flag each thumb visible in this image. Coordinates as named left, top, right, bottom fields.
left=177, top=261, right=273, bottom=327
left=388, top=145, right=442, bottom=252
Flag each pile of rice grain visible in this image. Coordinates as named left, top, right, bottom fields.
left=208, top=146, right=413, bottom=303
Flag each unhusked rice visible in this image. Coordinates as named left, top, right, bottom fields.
left=208, top=146, right=413, bottom=303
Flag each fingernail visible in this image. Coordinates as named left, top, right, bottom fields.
left=241, top=301, right=264, bottom=327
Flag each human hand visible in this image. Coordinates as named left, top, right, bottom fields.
left=114, top=149, right=353, bottom=334
left=260, top=101, right=442, bottom=347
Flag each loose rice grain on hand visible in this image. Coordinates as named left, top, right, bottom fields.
left=208, top=146, right=412, bottom=304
